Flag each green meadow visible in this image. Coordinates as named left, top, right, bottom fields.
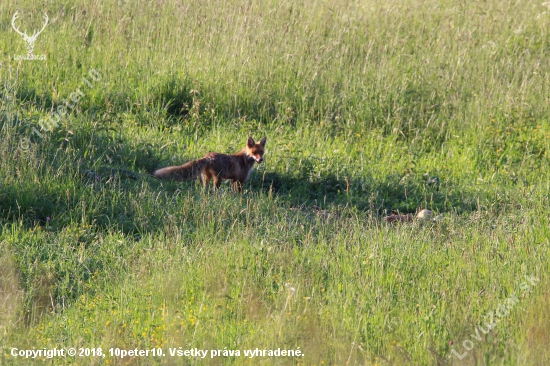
left=1, top=0, right=549, bottom=364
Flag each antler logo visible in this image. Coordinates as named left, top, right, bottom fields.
left=12, top=11, right=49, bottom=60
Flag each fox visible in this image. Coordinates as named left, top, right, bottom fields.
left=153, top=137, right=266, bottom=192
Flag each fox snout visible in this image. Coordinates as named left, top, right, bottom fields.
left=256, top=156, right=263, bottom=163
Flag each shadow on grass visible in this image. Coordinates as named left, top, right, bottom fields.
left=150, top=77, right=194, bottom=120
left=0, top=122, right=160, bottom=235
left=0, top=122, right=478, bottom=234
left=249, top=168, right=477, bottom=215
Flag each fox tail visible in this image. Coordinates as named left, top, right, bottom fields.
left=153, top=157, right=210, bottom=181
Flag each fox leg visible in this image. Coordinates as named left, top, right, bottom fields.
left=202, top=169, right=221, bottom=190
left=201, top=172, right=211, bottom=188
left=212, top=176, right=222, bottom=190
left=232, top=180, right=244, bottom=192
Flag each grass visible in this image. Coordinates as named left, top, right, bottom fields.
left=1, top=0, right=549, bottom=364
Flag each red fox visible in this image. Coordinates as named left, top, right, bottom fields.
left=153, top=137, right=266, bottom=191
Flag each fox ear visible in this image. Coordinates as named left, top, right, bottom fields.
left=260, top=137, right=266, bottom=146
left=247, top=137, right=255, bottom=148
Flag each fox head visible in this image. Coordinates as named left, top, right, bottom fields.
left=245, top=137, right=266, bottom=163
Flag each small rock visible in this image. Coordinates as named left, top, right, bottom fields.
left=416, top=209, right=433, bottom=220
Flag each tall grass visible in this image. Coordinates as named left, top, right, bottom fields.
left=1, top=0, right=549, bottom=364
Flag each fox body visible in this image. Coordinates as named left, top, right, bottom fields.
left=153, top=137, right=266, bottom=191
